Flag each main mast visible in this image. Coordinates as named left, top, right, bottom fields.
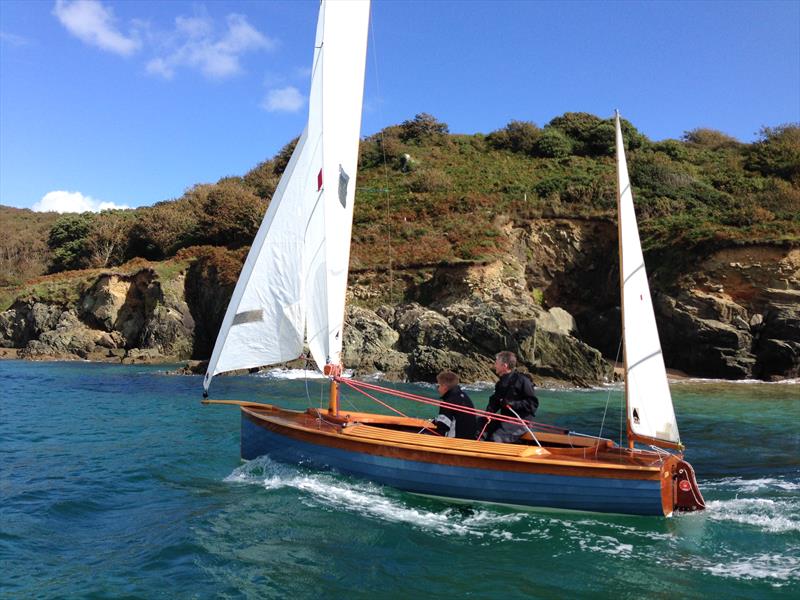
left=614, top=111, right=634, bottom=449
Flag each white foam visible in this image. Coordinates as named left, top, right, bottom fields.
left=253, top=368, right=355, bottom=380
left=706, top=498, right=800, bottom=533
left=703, top=553, right=800, bottom=585
left=577, top=534, right=633, bottom=556
left=225, top=457, right=524, bottom=539
left=704, top=477, right=800, bottom=493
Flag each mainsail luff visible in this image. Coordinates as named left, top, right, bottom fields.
left=204, top=0, right=370, bottom=391
left=615, top=112, right=681, bottom=448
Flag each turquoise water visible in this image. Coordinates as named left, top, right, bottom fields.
left=1, top=361, right=798, bottom=599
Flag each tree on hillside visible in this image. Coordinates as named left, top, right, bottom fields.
left=128, top=200, right=200, bottom=260
left=198, top=181, right=267, bottom=247
left=399, top=113, right=449, bottom=142
left=86, top=209, right=135, bottom=268
left=745, top=123, right=800, bottom=182
left=486, top=120, right=541, bottom=155
left=546, top=112, right=647, bottom=156
left=47, top=213, right=95, bottom=272
left=683, top=128, right=741, bottom=149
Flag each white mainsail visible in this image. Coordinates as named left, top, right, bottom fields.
left=204, top=0, right=370, bottom=392
left=305, top=0, right=370, bottom=371
left=615, top=112, right=681, bottom=447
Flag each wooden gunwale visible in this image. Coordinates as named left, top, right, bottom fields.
left=241, top=405, right=666, bottom=481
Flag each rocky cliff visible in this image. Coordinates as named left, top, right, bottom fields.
left=2, top=219, right=797, bottom=384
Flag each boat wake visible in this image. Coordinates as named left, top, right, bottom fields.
left=700, top=476, right=800, bottom=534
left=704, top=497, right=800, bottom=534
left=225, top=456, right=526, bottom=539
left=224, top=459, right=799, bottom=586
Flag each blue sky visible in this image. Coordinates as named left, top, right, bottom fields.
left=1, top=0, right=798, bottom=212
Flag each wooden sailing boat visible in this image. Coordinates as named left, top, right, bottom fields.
left=203, top=0, right=705, bottom=516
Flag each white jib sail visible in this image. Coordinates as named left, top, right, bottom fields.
left=615, top=112, right=681, bottom=446
left=204, top=1, right=369, bottom=391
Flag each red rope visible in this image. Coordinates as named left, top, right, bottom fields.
left=336, top=377, right=566, bottom=434
left=336, top=379, right=443, bottom=436
left=337, top=378, right=409, bottom=418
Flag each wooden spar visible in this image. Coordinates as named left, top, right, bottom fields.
left=328, top=379, right=340, bottom=415
left=323, top=363, right=342, bottom=415
left=202, top=399, right=275, bottom=409
left=630, top=432, right=685, bottom=452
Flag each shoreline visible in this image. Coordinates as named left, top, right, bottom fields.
left=1, top=352, right=797, bottom=387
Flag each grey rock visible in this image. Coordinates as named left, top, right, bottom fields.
left=394, top=303, right=470, bottom=353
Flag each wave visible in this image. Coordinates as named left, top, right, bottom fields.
left=700, top=552, right=800, bottom=586
left=224, top=456, right=527, bottom=539
left=705, top=498, right=800, bottom=533
left=703, top=476, right=800, bottom=493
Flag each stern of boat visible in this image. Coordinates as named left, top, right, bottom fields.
left=662, top=457, right=705, bottom=515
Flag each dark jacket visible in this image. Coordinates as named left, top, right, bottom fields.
left=434, top=385, right=478, bottom=440
left=485, top=371, right=538, bottom=420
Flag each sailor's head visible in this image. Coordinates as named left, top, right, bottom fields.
left=494, top=351, right=516, bottom=376
left=436, top=370, right=459, bottom=395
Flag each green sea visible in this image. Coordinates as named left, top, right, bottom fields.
left=1, top=360, right=798, bottom=598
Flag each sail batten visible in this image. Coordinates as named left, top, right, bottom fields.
left=204, top=1, right=369, bottom=391
left=615, top=112, right=681, bottom=448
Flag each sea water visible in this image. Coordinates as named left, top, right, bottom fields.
left=1, top=361, right=798, bottom=599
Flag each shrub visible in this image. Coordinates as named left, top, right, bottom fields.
left=630, top=153, right=696, bottom=200
left=408, top=168, right=452, bottom=193
left=85, top=209, right=135, bottom=268
left=486, top=120, right=541, bottom=155
left=128, top=199, right=201, bottom=260
left=399, top=113, right=449, bottom=142
left=545, top=112, right=647, bottom=156
left=243, top=160, right=280, bottom=199
left=651, top=140, right=689, bottom=161
left=47, top=213, right=95, bottom=272
left=198, top=181, right=267, bottom=247
left=745, top=123, right=800, bottom=181
left=533, top=128, right=573, bottom=158
left=360, top=127, right=404, bottom=168
left=683, top=128, right=741, bottom=149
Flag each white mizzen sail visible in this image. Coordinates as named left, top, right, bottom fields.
left=615, top=112, right=681, bottom=447
left=204, top=0, right=370, bottom=392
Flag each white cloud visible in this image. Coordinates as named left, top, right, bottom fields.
left=32, top=190, right=130, bottom=213
left=0, top=31, right=30, bottom=47
left=53, top=0, right=141, bottom=56
left=262, top=86, right=305, bottom=113
left=147, top=13, right=274, bottom=80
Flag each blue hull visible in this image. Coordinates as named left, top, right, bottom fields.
left=242, top=412, right=665, bottom=516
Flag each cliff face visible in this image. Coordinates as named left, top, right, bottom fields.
left=1, top=221, right=797, bottom=384
left=0, top=269, right=193, bottom=364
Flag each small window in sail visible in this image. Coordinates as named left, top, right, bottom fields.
left=632, top=408, right=640, bottom=424
left=232, top=309, right=264, bottom=325
left=338, top=165, right=349, bottom=208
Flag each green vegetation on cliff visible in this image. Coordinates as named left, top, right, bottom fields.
left=1, top=112, right=798, bottom=309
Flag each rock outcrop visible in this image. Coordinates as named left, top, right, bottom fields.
left=1, top=223, right=797, bottom=384
left=1, top=269, right=193, bottom=363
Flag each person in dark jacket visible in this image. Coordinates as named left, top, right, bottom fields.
left=433, top=370, right=478, bottom=440
left=480, top=351, right=539, bottom=443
